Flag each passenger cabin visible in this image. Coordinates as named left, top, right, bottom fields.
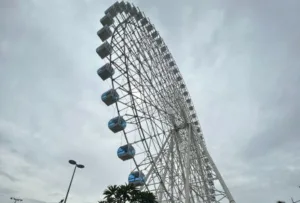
left=125, top=3, right=132, bottom=13
left=197, top=127, right=201, bottom=133
left=208, top=180, right=214, bottom=186
left=169, top=61, right=175, bottom=67
left=101, top=89, right=119, bottom=106
left=135, top=12, right=143, bottom=21
left=141, top=17, right=148, bottom=26
left=146, top=24, right=153, bottom=32
left=164, top=53, right=171, bottom=60
left=207, top=172, right=212, bottom=179
left=97, top=63, right=115, bottom=81
left=156, top=38, right=163, bottom=45
left=161, top=46, right=167, bottom=53
left=183, top=91, right=188, bottom=96
left=128, top=171, right=146, bottom=186
left=100, top=14, right=114, bottom=26
left=112, top=1, right=122, bottom=13
left=130, top=6, right=138, bottom=16
left=108, top=116, right=127, bottom=133
left=97, top=25, right=112, bottom=42
left=117, top=144, right=135, bottom=161
left=119, top=1, right=126, bottom=12
left=176, top=76, right=182, bottom=81
left=151, top=31, right=158, bottom=39
left=189, top=106, right=194, bottom=111
left=96, top=41, right=113, bottom=59
left=105, top=3, right=118, bottom=17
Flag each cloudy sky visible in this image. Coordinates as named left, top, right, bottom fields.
left=1, top=0, right=300, bottom=202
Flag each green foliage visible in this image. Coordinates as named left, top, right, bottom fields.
left=99, top=184, right=158, bottom=203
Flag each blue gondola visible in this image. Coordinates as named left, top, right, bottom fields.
left=97, top=63, right=115, bottom=81
left=108, top=116, right=126, bottom=133
left=101, top=89, right=119, bottom=106
left=117, top=144, right=135, bottom=161
left=128, top=171, right=145, bottom=186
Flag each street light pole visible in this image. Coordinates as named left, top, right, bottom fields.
left=10, top=197, right=23, bottom=203
left=63, top=160, right=85, bottom=203
left=291, top=198, right=300, bottom=203
left=290, top=186, right=300, bottom=203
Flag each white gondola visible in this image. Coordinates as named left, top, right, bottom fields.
left=97, top=25, right=112, bottom=42
left=105, top=2, right=119, bottom=17
left=130, top=6, right=138, bottom=16
left=151, top=31, right=158, bottom=39
left=100, top=14, right=114, bottom=27
left=146, top=24, right=153, bottom=32
left=101, top=89, right=119, bottom=106
left=161, top=46, right=167, bottom=53
left=97, top=63, right=114, bottom=81
left=108, top=116, right=127, bottom=133
left=96, top=41, right=113, bottom=59
left=117, top=144, right=135, bottom=161
left=164, top=53, right=171, bottom=60
left=128, top=171, right=146, bottom=186
left=135, top=11, right=143, bottom=21
left=125, top=2, right=132, bottom=13
left=156, top=38, right=163, bottom=45
left=119, top=1, right=126, bottom=12
left=141, top=17, right=148, bottom=26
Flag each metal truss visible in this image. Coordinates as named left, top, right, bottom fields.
left=96, top=1, right=236, bottom=203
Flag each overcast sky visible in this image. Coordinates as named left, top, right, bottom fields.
left=1, top=0, right=300, bottom=203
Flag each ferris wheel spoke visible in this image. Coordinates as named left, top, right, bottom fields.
left=142, top=132, right=171, bottom=181
left=116, top=31, right=181, bottom=119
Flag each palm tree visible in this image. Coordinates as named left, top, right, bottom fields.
left=99, top=184, right=158, bottom=203
left=102, top=185, right=119, bottom=202
left=117, top=185, right=131, bottom=202
left=132, top=191, right=158, bottom=203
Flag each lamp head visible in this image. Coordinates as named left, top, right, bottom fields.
left=77, top=164, right=85, bottom=169
left=69, top=160, right=77, bottom=165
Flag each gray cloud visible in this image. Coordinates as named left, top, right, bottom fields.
left=0, top=170, right=18, bottom=182
left=1, top=0, right=300, bottom=203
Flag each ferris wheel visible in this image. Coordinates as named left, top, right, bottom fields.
left=96, top=1, right=236, bottom=203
